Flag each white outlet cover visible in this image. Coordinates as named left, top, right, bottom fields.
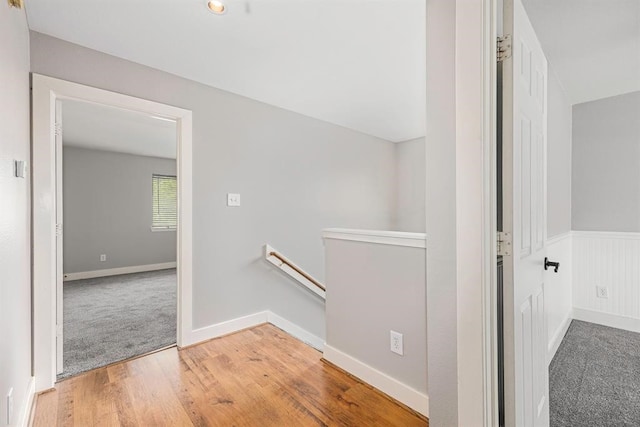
left=596, top=286, right=609, bottom=298
left=390, top=330, right=404, bottom=356
left=227, top=193, right=241, bottom=207
left=100, top=254, right=107, bottom=262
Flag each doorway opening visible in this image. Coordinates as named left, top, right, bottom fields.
left=32, top=74, right=193, bottom=392
left=55, top=99, right=179, bottom=379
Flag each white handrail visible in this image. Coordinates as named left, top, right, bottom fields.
left=264, top=244, right=326, bottom=299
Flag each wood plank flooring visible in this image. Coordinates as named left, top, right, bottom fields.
left=32, top=324, right=428, bottom=426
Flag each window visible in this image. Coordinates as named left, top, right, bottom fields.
left=152, top=174, right=177, bottom=230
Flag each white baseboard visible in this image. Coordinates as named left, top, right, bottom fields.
left=323, top=344, right=428, bottom=417
left=18, top=377, right=35, bottom=427
left=182, top=310, right=325, bottom=353
left=63, top=262, right=177, bottom=281
left=184, top=311, right=269, bottom=347
left=267, top=312, right=324, bottom=351
left=573, top=307, right=640, bottom=334
left=548, top=311, right=572, bottom=365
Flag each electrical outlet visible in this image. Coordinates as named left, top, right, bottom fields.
left=100, top=254, right=107, bottom=262
left=390, top=330, right=404, bottom=356
left=6, top=388, right=13, bottom=425
left=596, top=286, right=609, bottom=299
left=227, top=193, right=241, bottom=207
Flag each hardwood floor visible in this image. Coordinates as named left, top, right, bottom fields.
left=32, top=324, right=428, bottom=426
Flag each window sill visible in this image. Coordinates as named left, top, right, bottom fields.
left=151, top=227, right=177, bottom=232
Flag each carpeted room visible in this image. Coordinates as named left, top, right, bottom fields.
left=546, top=89, right=640, bottom=426
left=59, top=100, right=179, bottom=379
left=517, top=0, right=640, bottom=424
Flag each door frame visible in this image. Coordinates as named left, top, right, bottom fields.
left=32, top=74, right=193, bottom=392
left=455, top=0, right=500, bottom=425
left=425, top=0, right=500, bottom=424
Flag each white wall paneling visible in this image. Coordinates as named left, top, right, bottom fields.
left=545, top=232, right=572, bottom=363
left=573, top=231, right=640, bottom=332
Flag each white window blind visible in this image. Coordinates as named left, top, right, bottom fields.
left=152, top=174, right=177, bottom=229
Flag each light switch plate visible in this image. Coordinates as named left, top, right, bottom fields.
left=227, top=193, right=241, bottom=207
left=14, top=160, right=26, bottom=178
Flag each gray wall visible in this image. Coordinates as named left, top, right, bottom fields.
left=425, top=0, right=458, bottom=423
left=325, top=238, right=427, bottom=394
left=31, top=32, right=396, bottom=338
left=572, top=91, right=640, bottom=232
left=0, top=5, right=32, bottom=425
left=395, top=137, right=426, bottom=232
left=547, top=68, right=572, bottom=237
left=63, top=147, right=177, bottom=274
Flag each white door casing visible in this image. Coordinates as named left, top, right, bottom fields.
left=55, top=100, right=64, bottom=375
left=32, top=74, right=193, bottom=391
left=502, top=0, right=549, bottom=426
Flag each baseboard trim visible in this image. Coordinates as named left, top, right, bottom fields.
left=19, top=377, right=35, bottom=427
left=267, top=312, right=324, bottom=351
left=548, top=311, right=572, bottom=365
left=322, top=344, right=428, bottom=417
left=572, top=308, right=640, bottom=334
left=63, top=262, right=177, bottom=281
left=183, top=311, right=269, bottom=347
left=182, top=310, right=325, bottom=353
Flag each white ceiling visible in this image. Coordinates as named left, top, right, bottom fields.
left=523, top=0, right=640, bottom=105
left=62, top=100, right=177, bottom=159
left=27, top=0, right=426, bottom=142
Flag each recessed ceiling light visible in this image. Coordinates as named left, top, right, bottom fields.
left=207, top=0, right=226, bottom=14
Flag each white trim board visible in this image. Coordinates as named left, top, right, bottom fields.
left=323, top=344, right=429, bottom=417
left=32, top=74, right=193, bottom=392
left=185, top=312, right=269, bottom=347
left=547, top=311, right=572, bottom=365
left=18, top=377, right=35, bottom=427
left=63, top=262, right=177, bottom=281
left=572, top=230, right=640, bottom=240
left=322, top=228, right=426, bottom=248
left=267, top=311, right=324, bottom=351
left=573, top=308, right=640, bottom=334
left=183, top=310, right=324, bottom=352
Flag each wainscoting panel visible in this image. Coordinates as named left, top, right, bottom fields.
left=545, top=233, right=572, bottom=363
left=573, top=231, right=640, bottom=332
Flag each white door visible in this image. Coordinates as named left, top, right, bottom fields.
left=55, top=100, right=64, bottom=375
left=502, top=0, right=549, bottom=425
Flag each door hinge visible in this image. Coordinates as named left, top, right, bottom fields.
left=497, top=231, right=512, bottom=256
left=497, top=35, right=512, bottom=62
left=54, top=122, right=63, bottom=137
left=56, top=223, right=63, bottom=236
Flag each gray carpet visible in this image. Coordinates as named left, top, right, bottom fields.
left=550, top=320, right=640, bottom=426
left=59, top=269, right=176, bottom=380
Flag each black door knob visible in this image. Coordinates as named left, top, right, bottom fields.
left=544, top=257, right=560, bottom=273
